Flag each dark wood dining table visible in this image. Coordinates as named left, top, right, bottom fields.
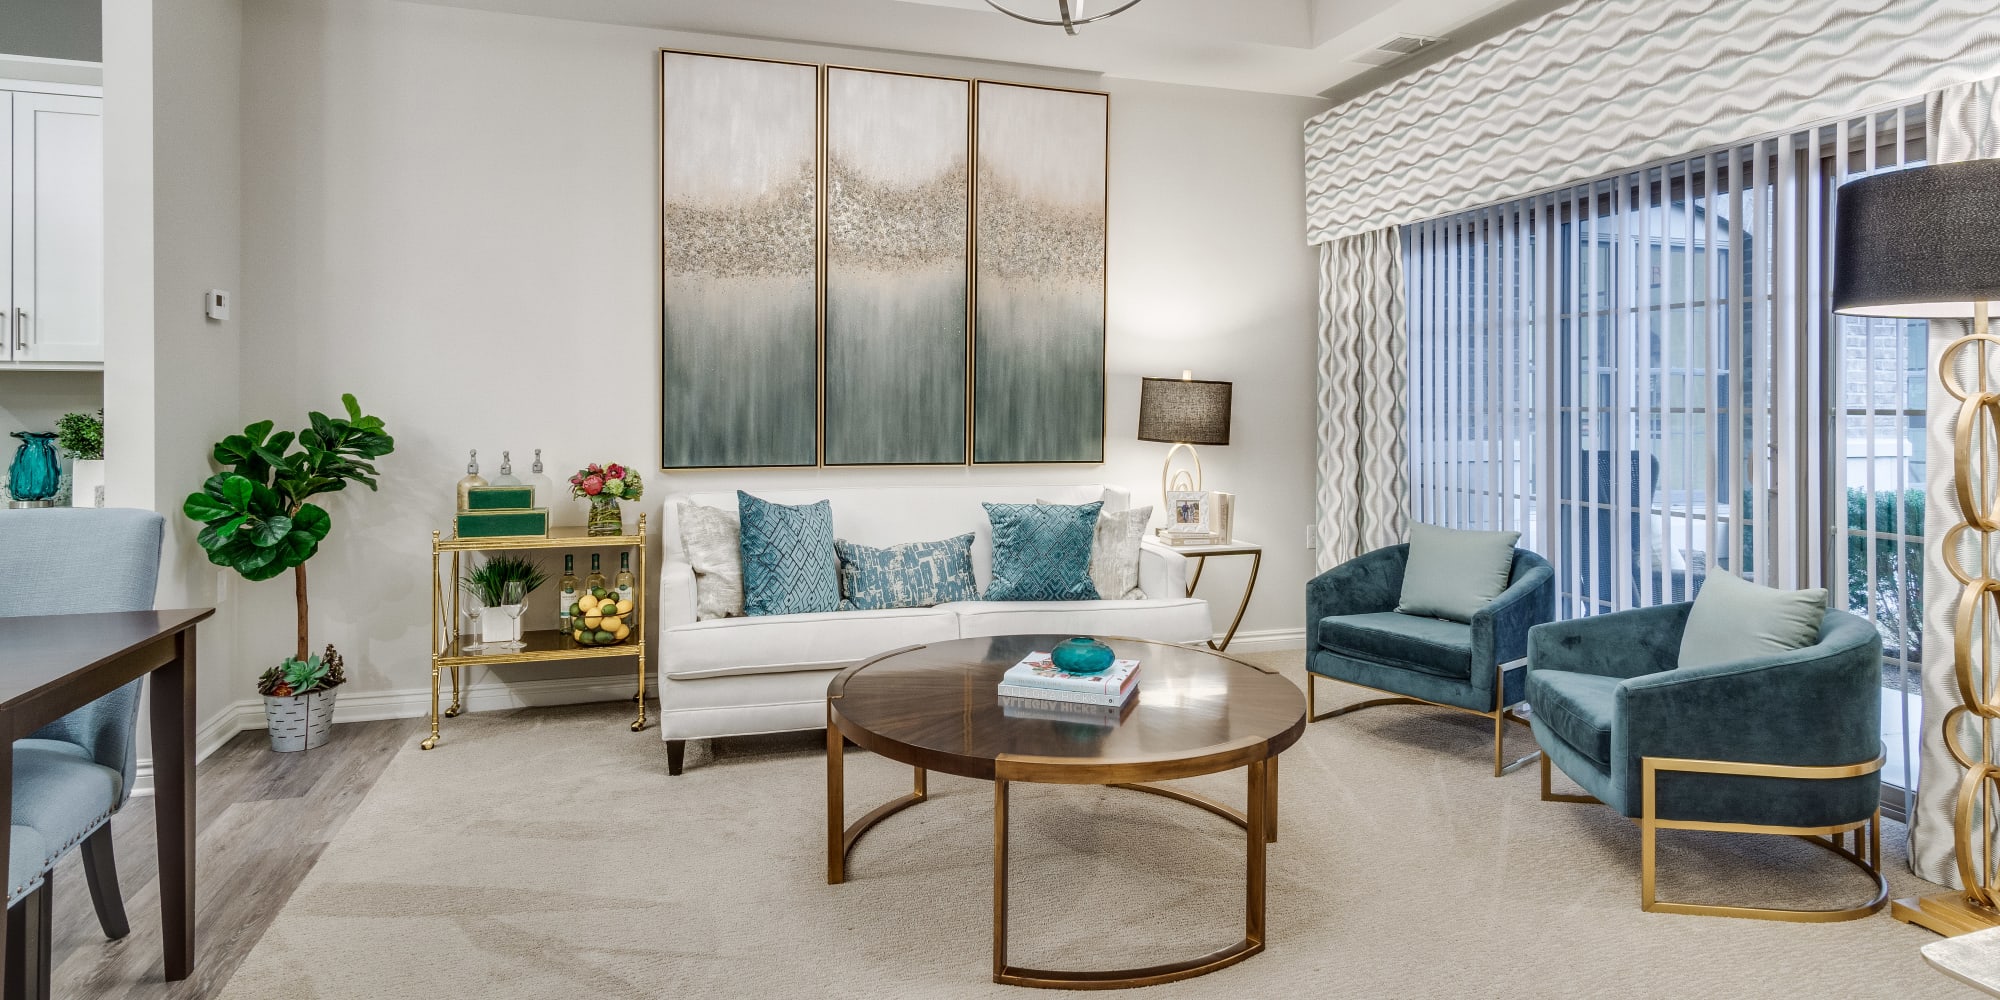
left=0, top=608, right=211, bottom=990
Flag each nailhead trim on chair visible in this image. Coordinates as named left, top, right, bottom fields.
left=22, top=809, right=116, bottom=894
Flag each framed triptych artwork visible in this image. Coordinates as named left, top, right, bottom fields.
left=658, top=51, right=1107, bottom=470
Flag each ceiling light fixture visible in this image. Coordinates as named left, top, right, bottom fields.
left=983, top=0, right=1147, bottom=35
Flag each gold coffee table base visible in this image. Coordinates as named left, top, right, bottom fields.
left=827, top=731, right=1279, bottom=991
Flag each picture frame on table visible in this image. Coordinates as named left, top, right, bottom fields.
left=1165, top=490, right=1213, bottom=536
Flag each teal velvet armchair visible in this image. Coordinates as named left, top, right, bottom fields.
left=1306, top=544, right=1555, bottom=776
left=1526, top=601, right=1887, bottom=921
left=0, top=507, right=163, bottom=993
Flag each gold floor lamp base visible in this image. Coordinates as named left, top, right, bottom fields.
left=1893, top=893, right=2000, bottom=937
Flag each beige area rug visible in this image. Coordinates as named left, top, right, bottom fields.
left=219, top=652, right=1962, bottom=999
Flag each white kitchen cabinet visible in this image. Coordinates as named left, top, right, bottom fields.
left=6, top=90, right=103, bottom=366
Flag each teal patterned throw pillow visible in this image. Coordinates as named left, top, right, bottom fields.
left=836, top=534, right=979, bottom=611
left=982, top=501, right=1102, bottom=602
left=737, top=492, right=840, bottom=616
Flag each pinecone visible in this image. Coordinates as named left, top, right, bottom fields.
left=320, top=643, right=348, bottom=688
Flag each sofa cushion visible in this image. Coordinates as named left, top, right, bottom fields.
left=1678, top=569, right=1827, bottom=669
left=1040, top=499, right=1151, bottom=600
left=738, top=492, right=840, bottom=617
left=1317, top=612, right=1474, bottom=679
left=1397, top=522, right=1521, bottom=623
left=675, top=500, right=743, bottom=620
left=983, top=501, right=1102, bottom=601
left=836, top=533, right=979, bottom=611
left=660, top=606, right=960, bottom=679
left=943, top=598, right=1212, bottom=645
left=1527, top=669, right=1619, bottom=769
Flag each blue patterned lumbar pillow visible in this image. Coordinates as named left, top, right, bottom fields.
left=836, top=534, right=979, bottom=611
left=737, top=491, right=840, bottom=616
left=982, top=501, right=1103, bottom=602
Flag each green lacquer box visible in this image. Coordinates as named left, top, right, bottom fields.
left=454, top=508, right=549, bottom=538
left=465, top=485, right=535, bottom=510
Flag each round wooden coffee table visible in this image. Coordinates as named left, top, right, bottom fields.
left=825, top=634, right=1306, bottom=990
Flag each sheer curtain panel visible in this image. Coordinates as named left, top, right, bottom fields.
left=1315, top=229, right=1408, bottom=569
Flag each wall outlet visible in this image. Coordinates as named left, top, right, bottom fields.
left=1306, top=523, right=1317, bottom=550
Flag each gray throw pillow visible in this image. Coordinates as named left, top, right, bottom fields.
left=1038, top=499, right=1151, bottom=600
left=1677, top=571, right=1827, bottom=669
left=1396, top=523, right=1521, bottom=623
left=676, top=501, right=743, bottom=621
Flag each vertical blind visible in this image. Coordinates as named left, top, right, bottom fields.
left=1404, top=102, right=1928, bottom=796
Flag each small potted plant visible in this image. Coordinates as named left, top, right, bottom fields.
left=461, top=554, right=548, bottom=647
left=57, top=409, right=104, bottom=507
left=181, top=394, right=393, bottom=752
left=569, top=461, right=643, bottom=536
left=258, top=644, right=348, bottom=752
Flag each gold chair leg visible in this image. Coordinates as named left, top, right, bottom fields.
left=1640, top=754, right=1889, bottom=922
left=1492, top=708, right=1540, bottom=777
left=1540, top=752, right=1598, bottom=804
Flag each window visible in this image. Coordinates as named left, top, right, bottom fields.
left=1403, top=103, right=1926, bottom=807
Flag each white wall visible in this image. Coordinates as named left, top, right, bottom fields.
left=233, top=0, right=1324, bottom=730
left=104, top=0, right=245, bottom=760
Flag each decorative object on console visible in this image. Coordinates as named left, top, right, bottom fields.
left=492, top=451, right=521, bottom=486
left=524, top=449, right=556, bottom=517
left=661, top=51, right=820, bottom=470
left=464, top=485, right=534, bottom=510
left=738, top=491, right=840, bottom=616
left=822, top=66, right=970, bottom=467
left=57, top=409, right=104, bottom=508
left=982, top=500, right=1102, bottom=601
left=453, top=508, right=550, bottom=538
left=1139, top=372, right=1232, bottom=502
left=7, top=430, right=59, bottom=506
left=257, top=642, right=349, bottom=752
left=569, top=461, right=643, bottom=536
left=982, top=0, right=1146, bottom=34
left=455, top=450, right=486, bottom=510
left=1833, top=157, right=2000, bottom=936
left=835, top=533, right=979, bottom=611
left=460, top=554, right=549, bottom=648
left=1396, top=522, right=1524, bottom=623
left=183, top=395, right=394, bottom=749
left=972, top=80, right=1108, bottom=464
left=1049, top=636, right=1116, bottom=674
left=998, top=648, right=1139, bottom=705
left=676, top=500, right=744, bottom=620
left=1164, top=489, right=1213, bottom=539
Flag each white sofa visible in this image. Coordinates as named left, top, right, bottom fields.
left=656, top=483, right=1211, bottom=773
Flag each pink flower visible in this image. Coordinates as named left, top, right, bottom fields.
left=587, top=463, right=602, bottom=474
left=582, top=475, right=604, bottom=496
left=607, top=463, right=625, bottom=478
left=569, top=475, right=583, bottom=486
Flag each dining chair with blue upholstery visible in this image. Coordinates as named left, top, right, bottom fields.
left=0, top=507, right=163, bottom=997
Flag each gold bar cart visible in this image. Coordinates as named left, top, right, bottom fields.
left=424, top=515, right=648, bottom=750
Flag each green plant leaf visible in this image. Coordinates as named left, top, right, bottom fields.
left=293, top=503, right=332, bottom=541
left=183, top=491, right=235, bottom=522
left=272, top=529, right=320, bottom=568
left=249, top=514, right=293, bottom=547
left=342, top=393, right=362, bottom=421
left=221, top=475, right=254, bottom=510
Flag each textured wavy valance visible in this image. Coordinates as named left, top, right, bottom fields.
left=1303, top=0, right=2000, bottom=245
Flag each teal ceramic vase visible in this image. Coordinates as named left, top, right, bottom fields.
left=7, top=432, right=59, bottom=502
left=1051, top=637, right=1116, bottom=674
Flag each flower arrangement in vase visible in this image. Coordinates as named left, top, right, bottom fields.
left=570, top=462, right=643, bottom=536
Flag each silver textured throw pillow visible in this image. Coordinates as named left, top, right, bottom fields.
left=676, top=501, right=744, bottom=621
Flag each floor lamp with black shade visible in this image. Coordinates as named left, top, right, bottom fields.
left=1834, top=158, right=2000, bottom=937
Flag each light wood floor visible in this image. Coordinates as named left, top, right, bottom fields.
left=46, top=719, right=414, bottom=999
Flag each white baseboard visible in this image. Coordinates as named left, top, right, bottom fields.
left=129, top=632, right=1304, bottom=795
left=1215, top=627, right=1305, bottom=654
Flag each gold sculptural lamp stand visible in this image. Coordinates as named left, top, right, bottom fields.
left=1138, top=371, right=1232, bottom=506
left=1834, top=160, right=2000, bottom=936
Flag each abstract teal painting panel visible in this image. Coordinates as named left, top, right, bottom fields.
left=823, top=68, right=970, bottom=466
left=660, top=52, right=819, bottom=469
left=972, top=82, right=1107, bottom=465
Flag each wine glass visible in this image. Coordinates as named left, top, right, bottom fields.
left=498, top=580, right=528, bottom=649
left=460, top=588, right=490, bottom=654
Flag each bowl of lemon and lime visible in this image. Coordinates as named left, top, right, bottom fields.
left=569, top=589, right=633, bottom=646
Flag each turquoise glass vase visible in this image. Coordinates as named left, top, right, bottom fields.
left=1051, top=637, right=1116, bottom=674
left=7, top=432, right=59, bottom=502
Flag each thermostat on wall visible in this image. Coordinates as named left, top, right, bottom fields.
left=205, top=289, right=231, bottom=321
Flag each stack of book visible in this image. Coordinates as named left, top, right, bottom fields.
left=997, top=651, right=1140, bottom=726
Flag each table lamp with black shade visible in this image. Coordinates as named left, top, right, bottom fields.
left=1138, top=373, right=1231, bottom=503
left=1834, top=158, right=2000, bottom=938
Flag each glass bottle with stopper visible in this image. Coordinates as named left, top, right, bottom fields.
left=493, top=451, right=522, bottom=486
left=455, top=450, right=488, bottom=510
left=523, top=449, right=555, bottom=510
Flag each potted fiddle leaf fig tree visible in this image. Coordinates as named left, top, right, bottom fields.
left=181, top=394, right=394, bottom=752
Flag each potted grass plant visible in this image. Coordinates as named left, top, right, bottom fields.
left=56, top=409, right=103, bottom=507
left=461, top=554, right=549, bottom=646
